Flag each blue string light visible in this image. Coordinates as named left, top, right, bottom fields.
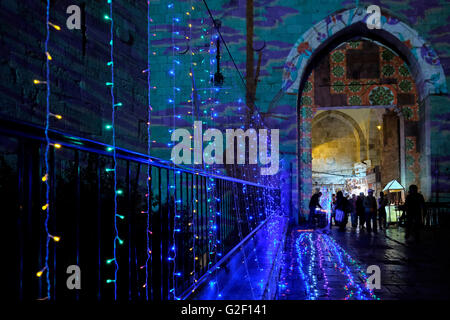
left=111, top=0, right=119, bottom=300
left=187, top=1, right=199, bottom=294
left=169, top=4, right=179, bottom=300
left=145, top=0, right=153, bottom=300
left=294, top=232, right=378, bottom=300
left=36, top=0, right=63, bottom=300
left=43, top=0, right=51, bottom=300
left=104, top=0, right=120, bottom=299
left=322, top=234, right=378, bottom=300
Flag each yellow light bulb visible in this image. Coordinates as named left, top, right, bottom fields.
left=42, top=204, right=48, bottom=210
left=42, top=174, right=48, bottom=182
left=46, top=52, right=52, bottom=60
left=48, top=22, right=61, bottom=31
left=54, top=144, right=62, bottom=149
left=36, top=267, right=46, bottom=277
left=55, top=114, right=62, bottom=120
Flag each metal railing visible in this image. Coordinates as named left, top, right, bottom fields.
left=424, top=202, right=450, bottom=227
left=0, top=117, right=280, bottom=300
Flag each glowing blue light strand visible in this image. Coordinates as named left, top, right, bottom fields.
left=294, top=232, right=377, bottom=300
left=316, top=234, right=331, bottom=297
left=170, top=7, right=178, bottom=300
left=188, top=2, right=198, bottom=293
left=232, top=181, right=256, bottom=300
left=145, top=0, right=152, bottom=300
left=321, top=234, right=378, bottom=300
left=107, top=0, right=119, bottom=300
left=295, top=233, right=313, bottom=299
left=206, top=29, right=221, bottom=297
left=43, top=0, right=51, bottom=300
left=243, top=184, right=262, bottom=273
left=321, top=234, right=361, bottom=299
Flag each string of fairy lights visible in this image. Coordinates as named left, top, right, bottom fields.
left=30, top=0, right=280, bottom=301
left=169, top=3, right=180, bottom=300
left=42, top=0, right=52, bottom=300
left=145, top=0, right=153, bottom=300
left=188, top=0, right=198, bottom=294
left=294, top=232, right=379, bottom=300
left=103, top=0, right=124, bottom=299
left=35, top=0, right=62, bottom=300
left=232, top=179, right=257, bottom=300
left=190, top=1, right=204, bottom=295
left=206, top=28, right=220, bottom=294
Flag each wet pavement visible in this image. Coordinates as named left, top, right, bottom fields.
left=277, top=225, right=450, bottom=300
left=190, top=218, right=450, bottom=300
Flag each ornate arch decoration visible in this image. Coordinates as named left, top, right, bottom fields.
left=282, top=7, right=447, bottom=100
left=312, top=110, right=367, bottom=162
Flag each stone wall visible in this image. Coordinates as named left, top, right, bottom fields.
left=0, top=0, right=449, bottom=215
left=381, top=110, right=400, bottom=188
left=312, top=116, right=358, bottom=184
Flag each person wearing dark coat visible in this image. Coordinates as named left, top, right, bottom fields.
left=308, top=192, right=322, bottom=228
left=356, top=192, right=365, bottom=229
left=404, top=184, right=425, bottom=241
left=363, top=189, right=377, bottom=233
left=335, top=191, right=350, bottom=231
left=350, top=194, right=358, bottom=228
left=378, top=191, right=388, bottom=230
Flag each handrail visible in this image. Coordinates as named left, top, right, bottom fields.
left=1, top=115, right=281, bottom=300
left=0, top=116, right=275, bottom=189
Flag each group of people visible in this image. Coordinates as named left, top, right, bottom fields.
left=335, top=189, right=388, bottom=233
left=308, top=185, right=425, bottom=240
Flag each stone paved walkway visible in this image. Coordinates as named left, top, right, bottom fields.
left=277, top=225, right=450, bottom=300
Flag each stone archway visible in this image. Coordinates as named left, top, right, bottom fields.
left=284, top=7, right=448, bottom=218
left=313, top=110, right=367, bottom=162
left=283, top=8, right=447, bottom=97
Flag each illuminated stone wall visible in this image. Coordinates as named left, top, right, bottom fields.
left=0, top=1, right=448, bottom=218
left=312, top=116, right=358, bottom=185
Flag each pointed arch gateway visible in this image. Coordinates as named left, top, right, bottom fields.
left=282, top=7, right=448, bottom=219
